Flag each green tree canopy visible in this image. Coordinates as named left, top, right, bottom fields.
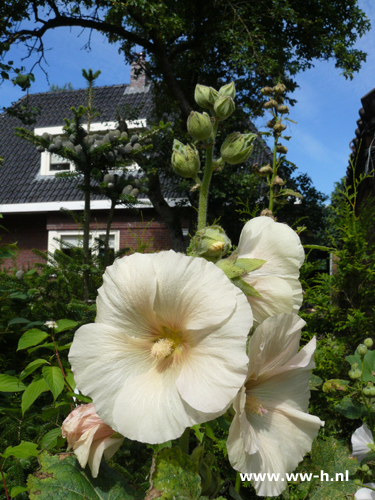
left=0, top=0, right=370, bottom=120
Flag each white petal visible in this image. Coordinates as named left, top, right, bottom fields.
left=88, top=436, right=124, bottom=478
left=112, top=364, right=219, bottom=444
left=247, top=313, right=306, bottom=380
left=244, top=275, right=295, bottom=325
left=236, top=406, right=322, bottom=497
left=238, top=217, right=305, bottom=277
left=352, top=424, right=374, bottom=462
left=356, top=485, right=375, bottom=500
left=176, top=290, right=251, bottom=413
left=69, top=323, right=154, bottom=429
left=152, top=251, right=237, bottom=332
left=73, top=424, right=100, bottom=470
left=96, top=253, right=159, bottom=338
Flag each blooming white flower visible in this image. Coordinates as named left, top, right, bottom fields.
left=352, top=424, right=374, bottom=463
left=62, top=403, right=124, bottom=478
left=69, top=250, right=252, bottom=444
left=236, top=216, right=305, bottom=325
left=45, top=320, right=58, bottom=329
left=355, top=485, right=375, bottom=500
left=227, top=313, right=324, bottom=497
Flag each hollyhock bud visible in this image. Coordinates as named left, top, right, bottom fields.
left=364, top=338, right=373, bottom=348
left=259, top=165, right=273, bottom=175
left=277, top=144, right=288, bottom=154
left=260, top=86, right=274, bottom=96
left=190, top=226, right=231, bottom=262
left=194, top=84, right=219, bottom=109
left=220, top=132, right=257, bottom=165
left=187, top=111, right=213, bottom=141
left=274, top=83, right=287, bottom=93
left=213, top=95, right=235, bottom=121
left=263, top=99, right=278, bottom=109
left=273, top=123, right=286, bottom=134
left=218, top=81, right=236, bottom=99
left=277, top=105, right=289, bottom=114
left=171, top=139, right=200, bottom=179
left=273, top=175, right=284, bottom=186
left=357, top=344, right=368, bottom=356
left=62, top=403, right=124, bottom=478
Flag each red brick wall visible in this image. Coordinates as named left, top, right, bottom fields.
left=1, top=209, right=173, bottom=269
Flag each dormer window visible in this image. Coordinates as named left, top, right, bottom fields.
left=35, top=120, right=146, bottom=176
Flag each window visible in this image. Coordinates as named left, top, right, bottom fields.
left=48, top=229, right=120, bottom=257
left=36, top=120, right=146, bottom=176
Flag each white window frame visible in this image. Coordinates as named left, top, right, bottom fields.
left=36, top=119, right=146, bottom=176
left=48, top=229, right=120, bottom=255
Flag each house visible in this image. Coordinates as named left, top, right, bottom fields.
left=347, top=86, right=375, bottom=210
left=0, top=62, right=273, bottom=269
left=0, top=61, right=191, bottom=269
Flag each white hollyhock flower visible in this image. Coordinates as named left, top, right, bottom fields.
left=62, top=403, right=124, bottom=478
left=352, top=424, right=374, bottom=463
left=236, top=216, right=304, bottom=325
left=69, top=250, right=252, bottom=444
left=356, top=485, right=375, bottom=500
left=227, top=313, right=324, bottom=497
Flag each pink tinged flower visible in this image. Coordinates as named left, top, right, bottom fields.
left=237, top=217, right=305, bottom=325
left=352, top=424, right=374, bottom=463
left=227, top=313, right=324, bottom=497
left=61, top=403, right=124, bottom=478
left=69, top=250, right=252, bottom=444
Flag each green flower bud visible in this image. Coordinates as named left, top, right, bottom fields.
left=187, top=111, right=213, bottom=141
left=273, top=175, right=284, bottom=186
left=194, top=84, right=219, bottom=109
left=365, top=338, right=373, bottom=348
left=260, top=86, right=274, bottom=96
left=364, top=387, right=372, bottom=396
left=277, top=105, right=289, bottom=114
left=275, top=95, right=284, bottom=104
left=218, top=81, right=236, bottom=99
left=213, top=95, right=235, bottom=121
left=362, top=465, right=370, bottom=472
left=349, top=368, right=362, bottom=379
left=171, top=140, right=200, bottom=179
left=277, top=144, right=288, bottom=154
left=259, top=165, right=273, bottom=175
left=357, top=344, right=368, bottom=356
left=189, top=226, right=231, bottom=262
left=273, top=123, right=287, bottom=134
left=370, top=386, right=375, bottom=397
left=263, top=99, right=278, bottom=109
left=220, top=132, right=257, bottom=165
left=274, top=83, right=287, bottom=93
left=266, top=118, right=276, bottom=128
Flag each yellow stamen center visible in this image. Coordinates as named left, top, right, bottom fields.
left=245, top=394, right=268, bottom=416
left=151, top=327, right=184, bottom=360
left=151, top=338, right=175, bottom=359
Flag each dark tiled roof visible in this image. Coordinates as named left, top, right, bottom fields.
left=0, top=84, right=273, bottom=208
left=0, top=84, right=153, bottom=205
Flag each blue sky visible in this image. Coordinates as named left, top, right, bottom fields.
left=1, top=0, right=374, bottom=199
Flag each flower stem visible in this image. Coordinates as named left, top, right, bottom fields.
left=197, top=122, right=219, bottom=230
left=0, top=463, right=9, bottom=500
left=179, top=427, right=190, bottom=454
left=235, top=471, right=241, bottom=493
left=268, top=132, right=278, bottom=213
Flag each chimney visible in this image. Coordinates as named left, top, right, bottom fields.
left=126, top=52, right=150, bottom=93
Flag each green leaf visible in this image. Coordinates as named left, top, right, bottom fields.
left=20, top=359, right=49, bottom=380
left=191, top=424, right=204, bottom=444
left=10, top=485, right=29, bottom=497
left=8, top=292, right=28, bottom=300
left=40, top=428, right=63, bottom=451
left=235, top=258, right=266, bottom=272
left=8, top=317, right=30, bottom=326
left=0, top=374, right=26, bottom=392
left=17, top=328, right=49, bottom=351
left=204, top=422, right=216, bottom=440
left=55, top=319, right=79, bottom=333
left=28, top=342, right=55, bottom=353
left=346, top=350, right=375, bottom=383
left=151, top=447, right=201, bottom=500
left=1, top=441, right=39, bottom=459
left=216, top=260, right=244, bottom=279
left=309, top=374, right=323, bottom=391
left=21, top=378, right=49, bottom=415
left=280, top=188, right=303, bottom=199
left=291, top=438, right=358, bottom=500
left=148, top=441, right=172, bottom=453
left=42, top=366, right=64, bottom=400
left=335, top=396, right=367, bottom=419
left=65, top=371, right=76, bottom=390
left=27, top=451, right=142, bottom=499
left=303, top=244, right=334, bottom=252
left=232, top=277, right=261, bottom=297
